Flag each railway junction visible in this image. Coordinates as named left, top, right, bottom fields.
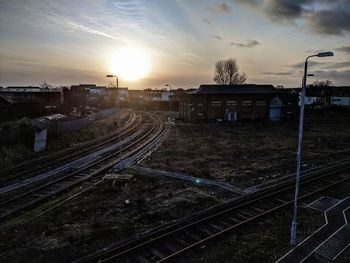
left=0, top=110, right=349, bottom=263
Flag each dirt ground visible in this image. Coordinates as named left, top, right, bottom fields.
left=143, top=110, right=350, bottom=188
left=174, top=171, right=350, bottom=263
left=1, top=110, right=349, bottom=262
left=0, top=175, right=237, bottom=262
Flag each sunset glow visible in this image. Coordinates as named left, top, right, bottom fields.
left=110, top=47, right=151, bottom=81
left=0, top=0, right=349, bottom=89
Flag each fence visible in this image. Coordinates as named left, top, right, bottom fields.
left=59, top=107, right=116, bottom=132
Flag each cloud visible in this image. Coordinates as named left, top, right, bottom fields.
left=336, top=46, right=350, bottom=54
left=202, top=18, right=212, bottom=24
left=262, top=71, right=293, bottom=76
left=182, top=52, right=200, bottom=58
left=313, top=69, right=350, bottom=84
left=213, top=34, right=222, bottom=40
left=234, top=0, right=350, bottom=35
left=207, top=3, right=230, bottom=14
left=329, top=61, right=350, bottom=69
left=290, top=60, right=325, bottom=69
left=168, top=61, right=195, bottom=66
left=306, top=8, right=350, bottom=36
left=66, top=21, right=120, bottom=40
left=230, top=40, right=260, bottom=48
left=234, top=0, right=312, bottom=22
left=234, top=0, right=260, bottom=7
left=265, top=0, right=312, bottom=23
left=290, top=60, right=350, bottom=70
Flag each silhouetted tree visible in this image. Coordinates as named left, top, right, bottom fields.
left=40, top=82, right=53, bottom=89
left=308, top=79, right=333, bottom=105
left=213, top=58, right=247, bottom=85
left=311, top=80, right=333, bottom=87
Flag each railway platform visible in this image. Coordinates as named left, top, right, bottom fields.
left=276, top=196, right=350, bottom=263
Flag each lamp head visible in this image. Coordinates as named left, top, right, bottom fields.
left=317, top=51, right=334, bottom=57
left=106, top=74, right=114, bottom=78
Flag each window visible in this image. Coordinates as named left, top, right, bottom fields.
left=226, top=101, right=237, bottom=111
left=256, top=101, right=266, bottom=106
left=210, top=101, right=221, bottom=107
left=241, top=101, right=252, bottom=112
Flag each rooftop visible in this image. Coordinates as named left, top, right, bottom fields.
left=0, top=87, right=60, bottom=93
left=190, top=84, right=276, bottom=95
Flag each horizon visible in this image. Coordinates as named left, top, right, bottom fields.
left=1, top=0, right=350, bottom=89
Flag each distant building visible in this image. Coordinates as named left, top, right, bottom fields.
left=179, top=84, right=297, bottom=122
left=89, top=86, right=107, bottom=95
left=64, top=84, right=89, bottom=106
left=107, top=87, right=128, bottom=102
left=128, top=90, right=144, bottom=109
left=0, top=86, right=61, bottom=105
left=329, top=86, right=350, bottom=106
left=0, top=86, right=62, bottom=122
left=300, top=86, right=350, bottom=107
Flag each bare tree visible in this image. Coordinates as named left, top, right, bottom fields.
left=40, top=82, right=53, bottom=89
left=214, top=58, right=247, bottom=85
left=311, top=80, right=333, bottom=87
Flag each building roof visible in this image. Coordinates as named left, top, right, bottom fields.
left=0, top=87, right=60, bottom=93
left=287, top=86, right=350, bottom=97
left=107, top=87, right=128, bottom=91
left=190, top=84, right=276, bottom=95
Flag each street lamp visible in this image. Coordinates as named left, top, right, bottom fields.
left=290, top=51, right=334, bottom=246
left=106, top=74, right=122, bottom=162
left=165, top=84, right=172, bottom=121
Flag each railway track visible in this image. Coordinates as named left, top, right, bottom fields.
left=0, top=110, right=140, bottom=185
left=0, top=112, right=165, bottom=223
left=75, top=159, right=350, bottom=263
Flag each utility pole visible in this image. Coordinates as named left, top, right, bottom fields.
left=106, top=74, right=122, bottom=162
left=290, top=51, right=333, bottom=246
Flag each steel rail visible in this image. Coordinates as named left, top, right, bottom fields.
left=0, top=113, right=165, bottom=223
left=25, top=113, right=166, bottom=223
left=0, top=112, right=142, bottom=186
left=74, top=158, right=350, bottom=263
left=0, top=111, right=137, bottom=182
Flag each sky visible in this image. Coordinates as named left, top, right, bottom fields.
left=0, top=0, right=350, bottom=89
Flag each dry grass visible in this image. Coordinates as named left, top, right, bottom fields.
left=0, top=112, right=128, bottom=169
left=144, top=111, right=350, bottom=188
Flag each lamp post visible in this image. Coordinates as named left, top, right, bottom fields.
left=157, top=88, right=160, bottom=113
left=290, top=51, right=333, bottom=246
left=106, top=74, right=122, bottom=162
left=165, top=84, right=172, bottom=121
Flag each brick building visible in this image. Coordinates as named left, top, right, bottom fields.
left=179, top=84, right=297, bottom=122
left=0, top=86, right=62, bottom=122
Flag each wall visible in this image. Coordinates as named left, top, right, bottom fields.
left=180, top=94, right=272, bottom=122
left=59, top=107, right=116, bottom=132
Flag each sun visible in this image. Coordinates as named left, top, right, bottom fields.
left=110, top=47, right=151, bottom=81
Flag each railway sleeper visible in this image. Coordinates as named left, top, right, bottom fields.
left=215, top=218, right=234, bottom=228
left=149, top=247, right=165, bottom=260
left=239, top=209, right=258, bottom=217
left=173, top=236, right=190, bottom=247
left=251, top=206, right=266, bottom=213
left=198, top=226, right=216, bottom=236
left=207, top=222, right=224, bottom=231
left=224, top=215, right=242, bottom=224
left=232, top=211, right=250, bottom=220
left=134, top=254, right=150, bottom=263
left=33, top=193, right=47, bottom=198
left=275, top=198, right=289, bottom=204
left=134, top=248, right=158, bottom=262
left=163, top=239, right=184, bottom=253
left=183, top=230, right=202, bottom=241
